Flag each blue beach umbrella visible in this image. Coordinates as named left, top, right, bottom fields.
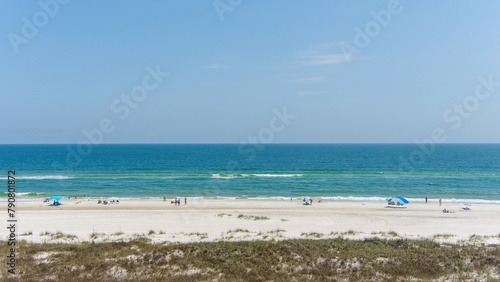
left=47, top=196, right=70, bottom=206
left=48, top=196, right=69, bottom=201
left=386, top=196, right=409, bottom=205
left=395, top=196, right=409, bottom=204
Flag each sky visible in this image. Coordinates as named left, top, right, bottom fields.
left=1, top=0, right=500, bottom=144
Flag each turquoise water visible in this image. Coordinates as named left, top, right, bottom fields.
left=1, top=144, right=499, bottom=203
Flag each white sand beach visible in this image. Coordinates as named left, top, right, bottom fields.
left=10, top=198, right=500, bottom=244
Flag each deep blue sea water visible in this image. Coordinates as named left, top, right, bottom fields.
left=1, top=144, right=499, bottom=203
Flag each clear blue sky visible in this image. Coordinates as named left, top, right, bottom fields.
left=1, top=0, right=499, bottom=143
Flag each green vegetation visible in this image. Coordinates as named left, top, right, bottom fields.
left=39, top=231, right=77, bottom=240
left=267, top=229, right=286, bottom=235
left=237, top=214, right=270, bottom=221
left=1, top=238, right=498, bottom=281
left=301, top=232, right=324, bottom=238
left=433, top=234, right=456, bottom=239
left=184, top=232, right=209, bottom=240
left=89, top=232, right=106, bottom=240
left=387, top=231, right=399, bottom=237
left=226, top=228, right=250, bottom=234
left=342, top=230, right=358, bottom=236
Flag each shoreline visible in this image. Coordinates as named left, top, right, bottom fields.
left=7, top=199, right=500, bottom=245
left=5, top=195, right=500, bottom=205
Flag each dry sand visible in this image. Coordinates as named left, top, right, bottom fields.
left=9, top=198, right=500, bottom=244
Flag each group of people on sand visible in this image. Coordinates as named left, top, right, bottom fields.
left=424, top=196, right=470, bottom=213
left=387, top=200, right=404, bottom=206
left=302, top=197, right=322, bottom=205
left=97, top=199, right=119, bottom=205
left=164, top=194, right=187, bottom=206
left=424, top=196, right=442, bottom=206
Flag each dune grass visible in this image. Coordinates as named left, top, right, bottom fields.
left=237, top=214, right=270, bottom=221
left=1, top=238, right=498, bottom=281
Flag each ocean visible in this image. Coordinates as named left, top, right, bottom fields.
left=1, top=144, right=499, bottom=204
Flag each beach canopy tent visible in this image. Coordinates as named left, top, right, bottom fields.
left=47, top=196, right=70, bottom=206
left=386, top=196, right=409, bottom=205
left=303, top=196, right=312, bottom=205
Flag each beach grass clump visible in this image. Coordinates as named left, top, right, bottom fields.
left=267, top=229, right=286, bottom=235
left=237, top=214, right=270, bottom=221
left=342, top=230, right=358, bottom=236
left=89, top=232, right=106, bottom=240
left=20, top=231, right=33, bottom=236
left=52, top=232, right=77, bottom=240
left=216, top=213, right=232, bottom=217
left=147, top=230, right=156, bottom=235
left=39, top=231, right=77, bottom=240
left=266, top=229, right=286, bottom=239
left=2, top=238, right=498, bottom=281
left=197, top=234, right=209, bottom=240
left=185, top=232, right=209, bottom=239
left=301, top=232, right=324, bottom=238
left=227, top=228, right=250, bottom=234
left=388, top=231, right=399, bottom=237
left=433, top=234, right=456, bottom=239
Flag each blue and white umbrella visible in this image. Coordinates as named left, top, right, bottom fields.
left=386, top=196, right=409, bottom=205
left=48, top=196, right=69, bottom=201
left=47, top=196, right=70, bottom=205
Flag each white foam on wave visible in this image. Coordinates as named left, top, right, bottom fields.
left=0, top=175, right=72, bottom=180
left=2, top=192, right=42, bottom=196
left=211, top=174, right=236, bottom=179
left=440, top=198, right=500, bottom=205
left=253, top=173, right=303, bottom=178
left=211, top=173, right=303, bottom=179
left=188, top=196, right=500, bottom=205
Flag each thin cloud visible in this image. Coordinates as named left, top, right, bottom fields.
left=298, top=42, right=353, bottom=66
left=292, top=77, right=327, bottom=84
left=302, top=54, right=349, bottom=65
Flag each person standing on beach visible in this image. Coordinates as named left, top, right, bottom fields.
left=184, top=197, right=187, bottom=205
left=163, top=194, right=166, bottom=202
left=439, top=198, right=442, bottom=206
left=425, top=196, right=428, bottom=203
